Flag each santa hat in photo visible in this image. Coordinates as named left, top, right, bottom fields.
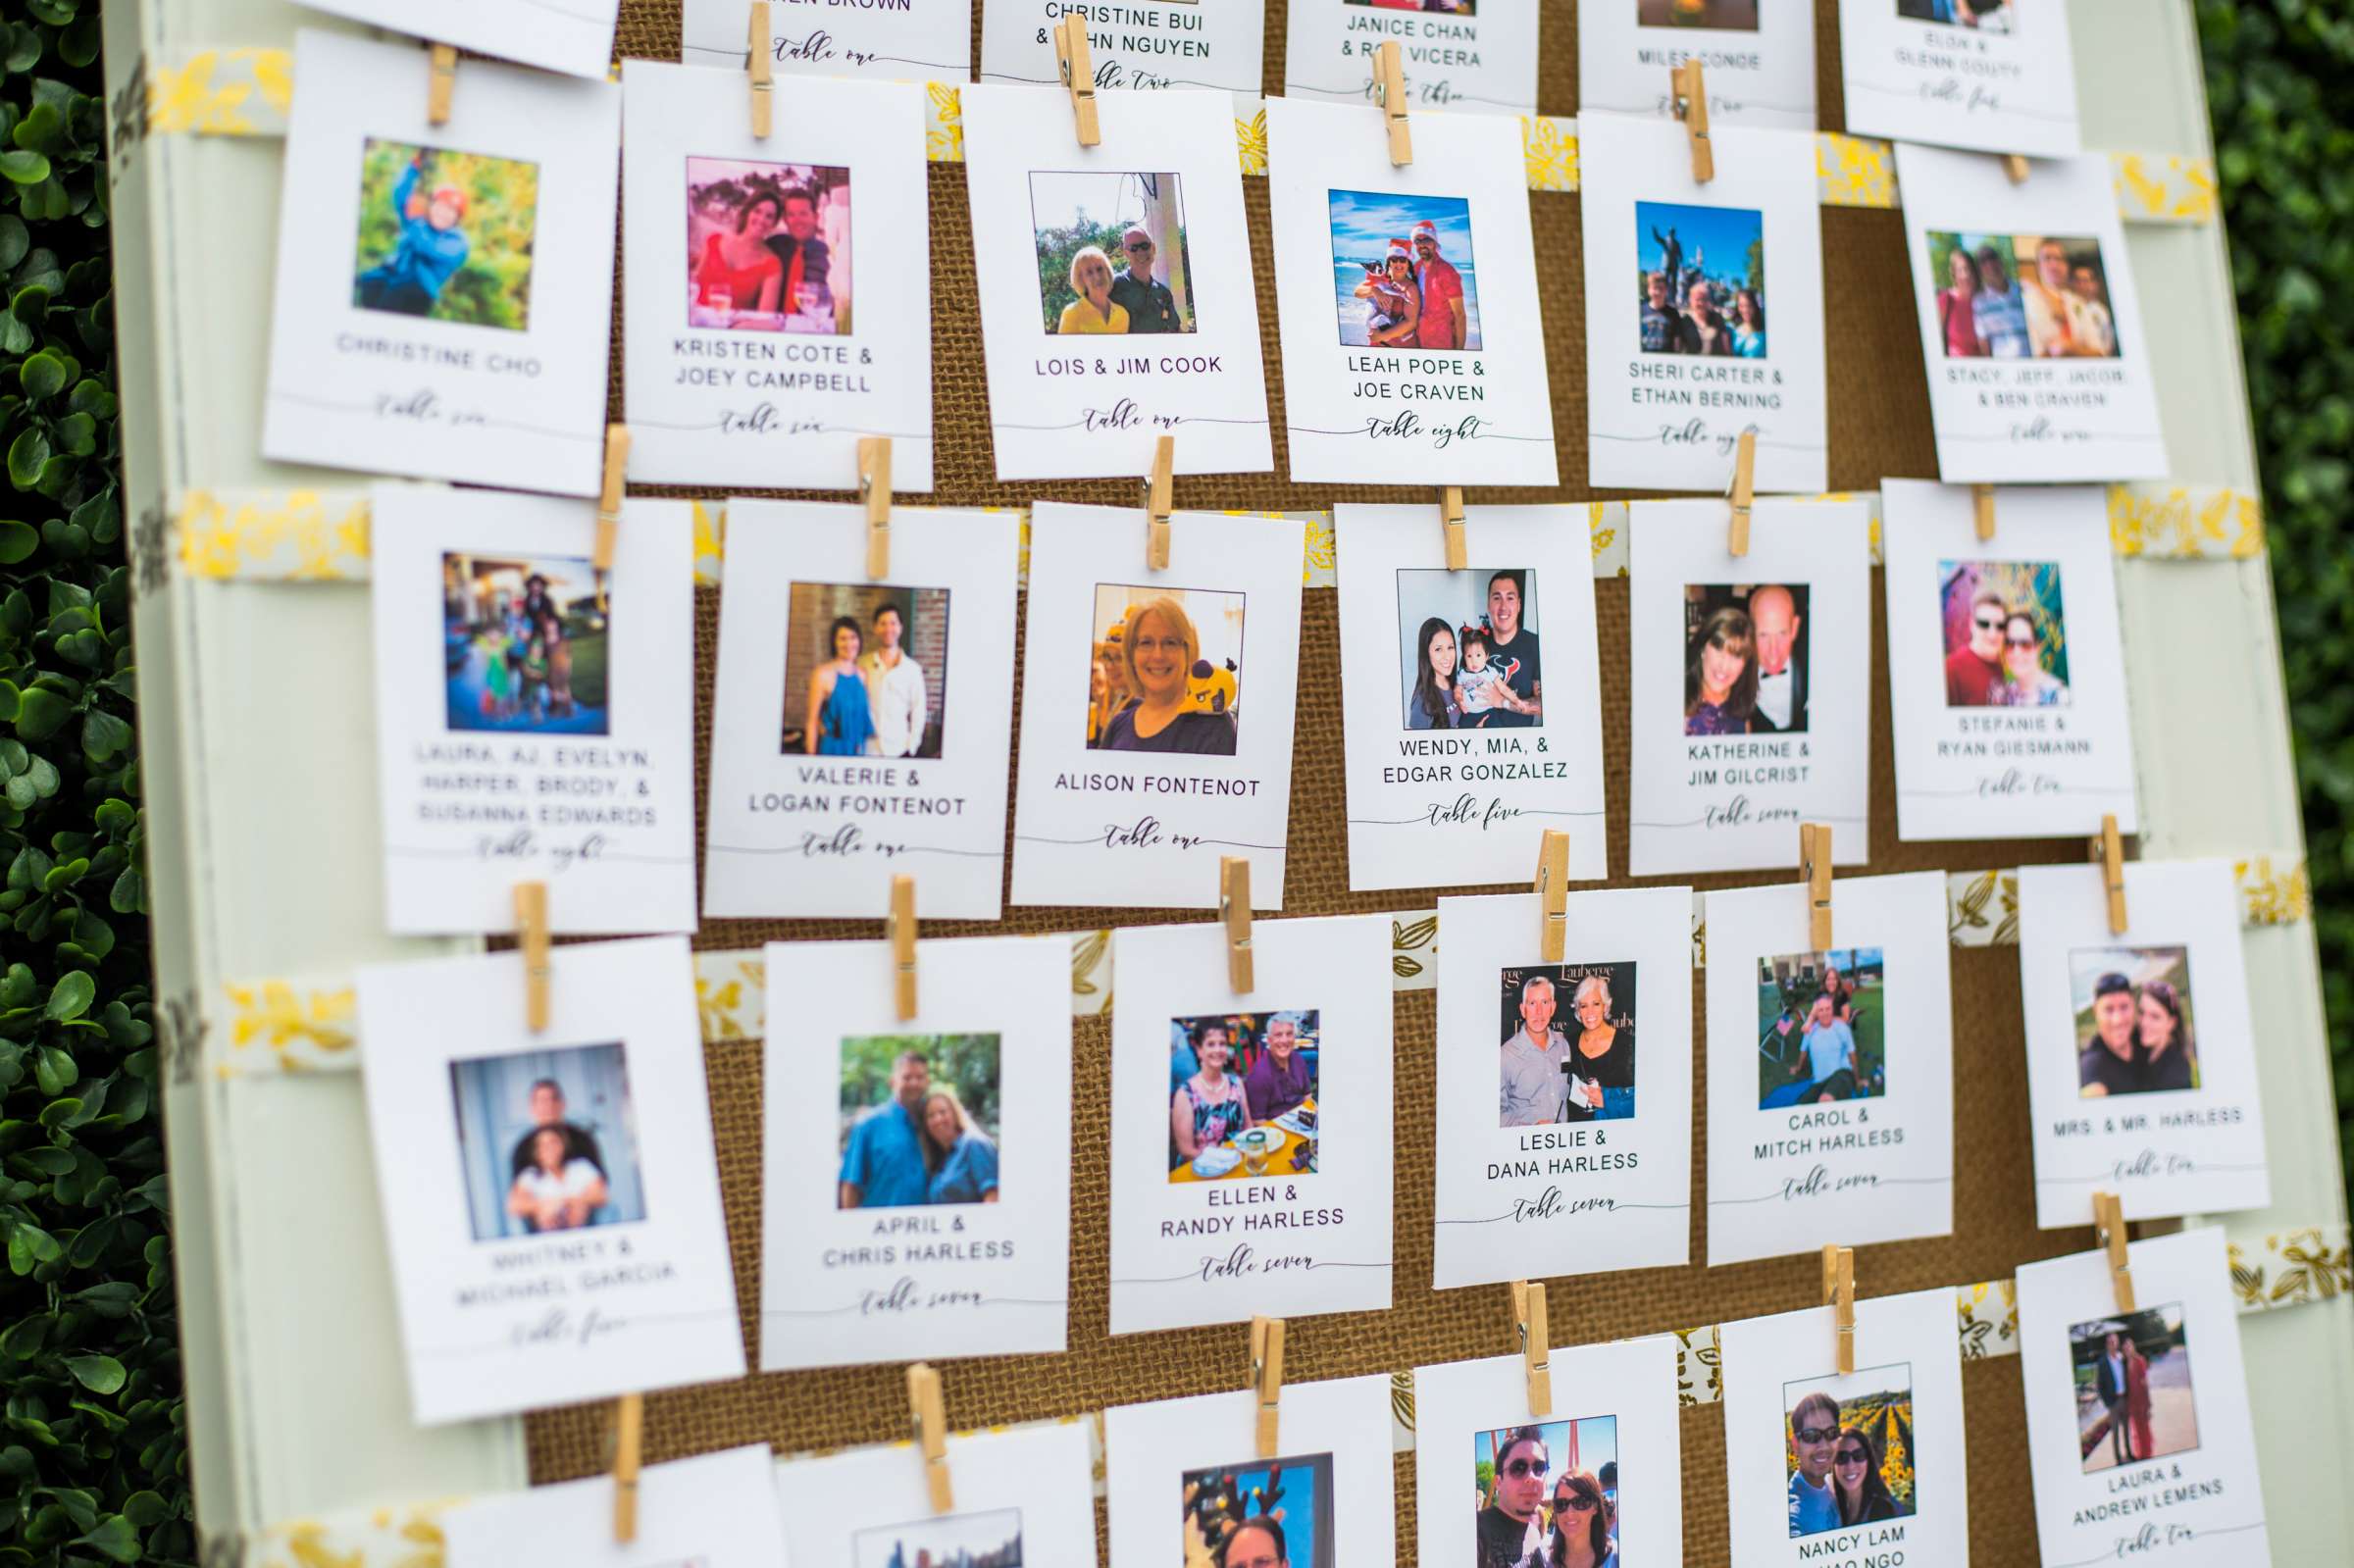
left=1412, top=218, right=1441, bottom=249
left=1386, top=236, right=1412, bottom=262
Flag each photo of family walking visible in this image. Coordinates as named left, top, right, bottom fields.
left=836, top=1035, right=1002, bottom=1209
left=441, top=552, right=610, bottom=735
left=1927, top=231, right=2121, bottom=359
left=352, top=138, right=537, bottom=329
left=784, top=582, right=947, bottom=758
left=1181, top=1451, right=1335, bottom=1568
left=449, top=1041, right=646, bottom=1243
left=1471, top=1417, right=1619, bottom=1568
left=1497, top=962, right=1637, bottom=1127
left=1939, top=559, right=2071, bottom=708
left=1088, top=583, right=1245, bottom=755
left=2070, top=946, right=2200, bottom=1098
left=1896, top=0, right=2012, bottom=29
left=1166, top=1011, right=1320, bottom=1182
left=685, top=157, right=850, bottom=335
left=850, top=1504, right=1024, bottom=1568
left=1757, top=949, right=1887, bottom=1108
left=2070, top=1304, right=2198, bottom=1474
left=1636, top=200, right=1766, bottom=358
left=1398, top=568, right=1542, bottom=732
left=1327, top=189, right=1482, bottom=351
left=1683, top=582, right=1810, bottom=735
left=1781, top=1363, right=1919, bottom=1538
left=1029, top=170, right=1195, bottom=335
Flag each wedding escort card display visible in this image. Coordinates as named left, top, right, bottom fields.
left=1577, top=0, right=1818, bottom=130
left=1282, top=0, right=1540, bottom=117
left=1010, top=504, right=1305, bottom=910
left=1896, top=143, right=2167, bottom=484
left=1265, top=96, right=1561, bottom=486
left=369, top=487, right=697, bottom=936
left=441, top=1444, right=786, bottom=1568
left=2017, top=859, right=2269, bottom=1229
left=1880, top=480, right=2138, bottom=842
left=1704, top=871, right=1956, bottom=1266
left=1628, top=500, right=1870, bottom=876
left=981, top=0, right=1267, bottom=102
left=1334, top=504, right=1608, bottom=891
left=960, top=86, right=1272, bottom=481
left=2015, top=1227, right=2272, bottom=1567
left=355, top=937, right=744, bottom=1425
left=1839, top=0, right=2083, bottom=159
left=620, top=63, right=935, bottom=491
left=681, top=0, right=974, bottom=83
left=1106, top=917, right=1395, bottom=1334
left=293, top=0, right=621, bottom=79
left=772, top=1418, right=1100, bottom=1568
left=702, top=502, right=1018, bottom=921
left=265, top=30, right=623, bottom=496
left=1431, top=886, right=1695, bottom=1289
left=1577, top=114, right=1829, bottom=495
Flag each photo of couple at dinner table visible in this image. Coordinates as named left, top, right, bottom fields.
left=1167, top=1011, right=1321, bottom=1182
left=837, top=1034, right=1002, bottom=1209
left=1757, top=949, right=1887, bottom=1109
left=686, top=156, right=849, bottom=334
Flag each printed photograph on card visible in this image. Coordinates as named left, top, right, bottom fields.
left=680, top=0, right=973, bottom=82
left=1165, top=1012, right=1320, bottom=1180
left=1839, top=0, right=2080, bottom=158
left=265, top=30, right=620, bottom=496
left=622, top=63, right=934, bottom=489
left=1578, top=114, right=1828, bottom=493
left=704, top=503, right=1018, bottom=922
left=1704, top=873, right=1955, bottom=1266
left=295, top=0, right=619, bottom=78
left=442, top=1445, right=788, bottom=1568
left=1282, top=0, right=1538, bottom=115
left=1896, top=145, right=2167, bottom=482
left=961, top=87, right=1270, bottom=480
left=1579, top=0, right=1817, bottom=128
left=1267, top=99, right=1558, bottom=485
left=1627, top=501, right=1870, bottom=877
left=980, top=0, right=1266, bottom=104
left=2017, top=861, right=2268, bottom=1229
left=1335, top=506, right=1607, bottom=892
left=777, top=1424, right=1100, bottom=1568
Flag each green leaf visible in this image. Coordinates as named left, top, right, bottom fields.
left=18, top=346, right=63, bottom=399
left=108, top=866, right=141, bottom=914
left=11, top=683, right=68, bottom=738
left=65, top=1354, right=127, bottom=1395
left=0, top=150, right=49, bottom=185
left=0, top=517, right=32, bottom=562
left=43, top=968, right=93, bottom=1020
left=76, top=1513, right=141, bottom=1564
left=80, top=706, right=129, bottom=761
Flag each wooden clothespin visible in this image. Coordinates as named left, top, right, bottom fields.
left=1440, top=486, right=1466, bottom=572
left=1972, top=483, right=1997, bottom=542
left=1510, top=1281, right=1553, bottom=1417
left=748, top=1, right=774, bottom=138
left=1672, top=60, right=1714, bottom=182
left=1535, top=830, right=1569, bottom=963
left=908, top=1362, right=953, bottom=1512
left=1820, top=1245, right=1856, bottom=1376
left=1053, top=15, right=1100, bottom=147
left=889, top=874, right=917, bottom=1021
left=611, top=1391, right=644, bottom=1543
left=514, top=882, right=551, bottom=1032
left=861, top=436, right=894, bottom=579
left=2093, top=813, right=2127, bottom=935
left=1220, top=855, right=1254, bottom=993
left=593, top=425, right=629, bottom=576
left=1145, top=434, right=1175, bottom=571
left=2091, top=1191, right=2135, bottom=1311
left=1377, top=41, right=1412, bottom=166
left=2003, top=154, right=2031, bottom=183
left=1250, top=1315, right=1285, bottom=1460
left=427, top=42, right=458, bottom=126
left=1800, top=823, right=1833, bottom=950
left=1727, top=429, right=1757, bottom=557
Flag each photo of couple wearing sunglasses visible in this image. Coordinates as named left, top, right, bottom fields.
left=1783, top=1365, right=1919, bottom=1539
left=1473, top=1416, right=1619, bottom=1568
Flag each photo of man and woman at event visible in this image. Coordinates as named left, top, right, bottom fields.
left=1497, top=963, right=1638, bottom=1128
left=450, top=1041, right=645, bottom=1242
left=441, top=553, right=609, bottom=735
left=1929, top=231, right=2119, bottom=359
left=1682, top=582, right=1809, bottom=736
left=1329, top=191, right=1481, bottom=351
left=1088, top=584, right=1244, bottom=755
left=1757, top=949, right=1887, bottom=1109
left=1636, top=201, right=1766, bottom=359
left=1939, top=559, right=2072, bottom=708
left=2070, top=1304, right=2197, bottom=1475
left=1030, top=171, right=1194, bottom=335
left=851, top=1505, right=1024, bottom=1568
left=686, top=157, right=848, bottom=334
left=1400, top=568, right=1542, bottom=732
left=353, top=139, right=537, bottom=329
left=836, top=1035, right=1002, bottom=1209
left=2070, top=946, right=2199, bottom=1098
left=1181, top=1451, right=1336, bottom=1568
left=1896, top=0, right=2012, bottom=29
left=1167, top=1011, right=1320, bottom=1183
left=784, top=582, right=947, bottom=758
left=1640, top=0, right=1758, bottom=25
left=1472, top=1417, right=1619, bottom=1568
left=1782, top=1365, right=1919, bottom=1538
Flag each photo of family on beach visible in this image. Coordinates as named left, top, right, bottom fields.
left=1497, top=962, right=1637, bottom=1128
left=1472, top=1416, right=1618, bottom=1568
left=1940, top=559, right=2071, bottom=708
left=441, top=552, right=610, bottom=735
left=836, top=1034, right=1002, bottom=1210
left=2070, top=946, right=2199, bottom=1098
left=851, top=1505, right=1024, bottom=1568
left=1641, top=0, right=1758, bottom=25
left=1181, top=1451, right=1335, bottom=1568
left=1167, top=1011, right=1320, bottom=1182
left=1398, top=568, right=1541, bottom=732
left=1683, top=582, right=1810, bottom=736
left=1928, top=231, right=2120, bottom=359
left=353, top=138, right=537, bottom=330
left=1328, top=189, right=1482, bottom=351
left=1781, top=1363, right=1919, bottom=1538
left=686, top=156, right=850, bottom=335
left=449, top=1040, right=646, bottom=1243
left=1757, top=949, right=1887, bottom=1109
left=1897, top=0, right=2012, bottom=28
left=1636, top=200, right=1766, bottom=358
left=2070, top=1304, right=2197, bottom=1474
left=784, top=582, right=947, bottom=758
left=1088, top=583, right=1245, bottom=755
left=1030, top=170, right=1195, bottom=335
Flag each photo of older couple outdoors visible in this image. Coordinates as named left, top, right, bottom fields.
left=1637, top=201, right=1766, bottom=359
left=2071, top=946, right=2199, bottom=1098
left=442, top=552, right=610, bottom=735
left=2070, top=1304, right=2198, bottom=1475
left=1328, top=190, right=1481, bottom=351
left=1400, top=568, right=1541, bottom=732
left=1030, top=170, right=1195, bottom=335
left=1087, top=583, right=1245, bottom=755
left=1168, top=1012, right=1320, bottom=1183
left=1472, top=1417, right=1619, bottom=1568
left=1497, top=963, right=1637, bottom=1128
left=785, top=582, right=947, bottom=758
left=450, top=1041, right=646, bottom=1242
left=1181, top=1451, right=1336, bottom=1568
left=837, top=1035, right=1002, bottom=1210
left=686, top=157, right=849, bottom=334
left=1928, top=231, right=2120, bottom=359
left=1940, top=559, right=2071, bottom=708
left=1757, top=949, right=1887, bottom=1109
left=1782, top=1365, right=1919, bottom=1538
left=1683, top=582, right=1810, bottom=736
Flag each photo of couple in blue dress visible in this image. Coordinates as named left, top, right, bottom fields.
left=836, top=1034, right=1002, bottom=1210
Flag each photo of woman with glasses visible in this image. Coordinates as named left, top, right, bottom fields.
left=1938, top=558, right=2072, bottom=708
left=1781, top=1367, right=1918, bottom=1539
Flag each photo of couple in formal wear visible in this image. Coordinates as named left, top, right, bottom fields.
left=1637, top=201, right=1767, bottom=358
left=1683, top=582, right=1809, bottom=736
left=1497, top=963, right=1637, bottom=1128
left=1782, top=1365, right=1919, bottom=1539
left=2070, top=1304, right=2197, bottom=1474
left=1399, top=568, right=1542, bottom=732
left=2070, top=946, right=2199, bottom=1098
left=1896, top=0, right=2012, bottom=30
left=836, top=1035, right=1002, bottom=1209
left=1088, top=583, right=1245, bottom=756
left=442, top=553, right=610, bottom=735
left=686, top=157, right=849, bottom=334
left=1167, top=1011, right=1320, bottom=1182
left=1181, top=1451, right=1335, bottom=1568
left=353, top=139, right=537, bottom=329
left=1030, top=171, right=1196, bottom=335
left=851, top=1505, right=1024, bottom=1568
left=1328, top=191, right=1481, bottom=351
left=1472, top=1417, right=1619, bottom=1568
left=1928, top=231, right=2119, bottom=359
left=449, top=1041, right=646, bottom=1242
left=784, top=582, right=947, bottom=758
left=1757, top=949, right=1887, bottom=1109
left=1940, top=559, right=2072, bottom=708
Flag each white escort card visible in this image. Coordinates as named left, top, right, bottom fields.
left=265, top=29, right=621, bottom=496
left=681, top=0, right=974, bottom=82
left=369, top=487, right=696, bottom=936
left=1578, top=0, right=1817, bottom=129
left=774, top=1421, right=1100, bottom=1568
left=1704, top=872, right=1956, bottom=1266
left=1432, top=886, right=1694, bottom=1289
left=1283, top=0, right=1540, bottom=118
left=1840, top=0, right=2081, bottom=160
left=295, top=0, right=621, bottom=79
left=1881, top=480, right=2138, bottom=842
left=703, top=502, right=1018, bottom=921
left=1107, top=916, right=1394, bottom=1334
left=982, top=0, right=1268, bottom=103
left=1334, top=504, right=1608, bottom=891
left=442, top=1445, right=786, bottom=1568
left=2018, top=860, right=2270, bottom=1229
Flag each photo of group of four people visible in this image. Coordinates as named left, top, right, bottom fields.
left=1929, top=230, right=2120, bottom=360
left=1636, top=201, right=1768, bottom=359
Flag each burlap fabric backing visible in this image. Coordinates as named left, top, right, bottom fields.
left=526, top=4, right=2106, bottom=1560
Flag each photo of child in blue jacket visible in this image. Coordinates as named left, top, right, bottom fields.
left=355, top=151, right=475, bottom=319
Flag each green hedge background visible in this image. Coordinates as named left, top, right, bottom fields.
left=0, top=3, right=2342, bottom=1563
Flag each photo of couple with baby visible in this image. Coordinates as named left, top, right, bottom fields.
left=1401, top=568, right=1542, bottom=733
